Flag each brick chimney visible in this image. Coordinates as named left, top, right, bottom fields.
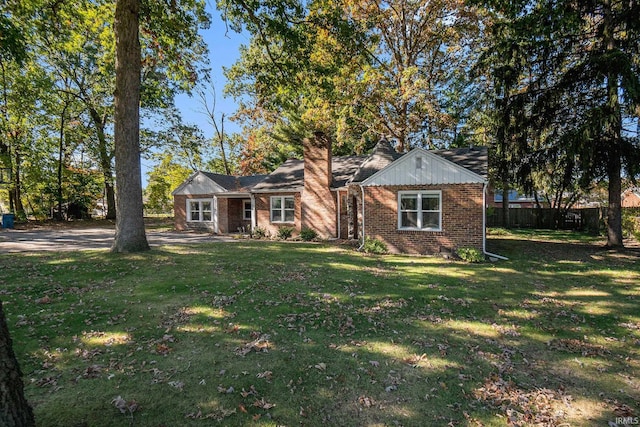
left=301, top=131, right=336, bottom=238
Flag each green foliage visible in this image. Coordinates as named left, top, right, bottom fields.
left=622, top=210, right=640, bottom=240
left=361, top=237, right=388, bottom=254
left=455, top=247, right=485, bottom=263
left=277, top=226, right=294, bottom=240
left=144, top=154, right=192, bottom=215
left=251, top=226, right=267, bottom=239
left=299, top=227, right=318, bottom=241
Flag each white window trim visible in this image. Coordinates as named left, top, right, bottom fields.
left=270, top=196, right=295, bottom=223
left=187, top=198, right=214, bottom=222
left=397, top=190, right=442, bottom=231
left=243, top=200, right=252, bottom=221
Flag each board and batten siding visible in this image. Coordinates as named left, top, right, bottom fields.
left=361, top=148, right=485, bottom=187
left=172, top=171, right=226, bottom=195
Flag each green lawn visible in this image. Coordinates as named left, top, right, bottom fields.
left=1, top=230, right=638, bottom=426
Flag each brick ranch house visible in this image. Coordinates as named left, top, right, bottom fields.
left=173, top=133, right=492, bottom=255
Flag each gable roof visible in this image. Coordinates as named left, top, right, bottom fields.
left=172, top=171, right=267, bottom=196
left=361, top=147, right=487, bottom=186
left=202, top=172, right=268, bottom=193
left=432, top=146, right=488, bottom=180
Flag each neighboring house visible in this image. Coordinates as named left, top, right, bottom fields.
left=173, top=134, right=489, bottom=255
left=490, top=189, right=545, bottom=208
left=622, top=187, right=640, bottom=208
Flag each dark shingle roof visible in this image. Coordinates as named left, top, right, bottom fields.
left=251, top=156, right=368, bottom=192
left=432, top=146, right=488, bottom=179
left=251, top=159, right=305, bottom=192
left=348, top=138, right=403, bottom=184
left=202, top=172, right=268, bottom=192
left=202, top=143, right=487, bottom=194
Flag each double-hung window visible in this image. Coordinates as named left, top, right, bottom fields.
left=243, top=200, right=252, bottom=221
left=398, top=191, right=441, bottom=231
left=188, top=199, right=213, bottom=222
left=270, top=196, right=295, bottom=223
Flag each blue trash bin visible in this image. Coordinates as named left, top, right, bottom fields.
left=1, top=213, right=14, bottom=229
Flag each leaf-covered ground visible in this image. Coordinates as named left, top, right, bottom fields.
left=1, top=229, right=638, bottom=426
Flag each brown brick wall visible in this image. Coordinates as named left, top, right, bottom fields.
left=254, top=192, right=301, bottom=238
left=227, top=198, right=251, bottom=232
left=362, top=184, right=485, bottom=254
left=301, top=133, right=336, bottom=238
left=173, top=194, right=216, bottom=232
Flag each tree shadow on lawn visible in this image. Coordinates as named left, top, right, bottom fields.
left=4, top=239, right=639, bottom=426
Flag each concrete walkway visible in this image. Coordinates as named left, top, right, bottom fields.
left=0, top=227, right=235, bottom=253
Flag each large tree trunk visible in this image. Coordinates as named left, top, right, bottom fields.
left=603, top=0, right=623, bottom=248
left=0, top=301, right=35, bottom=427
left=111, top=0, right=149, bottom=253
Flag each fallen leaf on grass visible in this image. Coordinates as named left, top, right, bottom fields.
left=257, top=370, right=273, bottom=380
left=168, top=380, right=184, bottom=390
left=112, top=396, right=139, bottom=415
left=234, top=334, right=270, bottom=356
left=358, top=395, right=375, bottom=408
left=217, top=385, right=234, bottom=394
left=403, top=353, right=427, bottom=367
left=155, top=343, right=172, bottom=355
left=253, top=398, right=276, bottom=410
left=240, top=385, right=258, bottom=398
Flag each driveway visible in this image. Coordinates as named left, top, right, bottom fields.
left=0, top=226, right=234, bottom=253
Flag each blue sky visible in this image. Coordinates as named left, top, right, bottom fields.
left=141, top=5, right=248, bottom=186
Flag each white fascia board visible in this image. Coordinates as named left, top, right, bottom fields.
left=361, top=148, right=486, bottom=186
left=172, top=171, right=227, bottom=195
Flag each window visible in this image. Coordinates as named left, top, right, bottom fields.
left=398, top=191, right=441, bottom=231
left=271, top=196, right=295, bottom=223
left=187, top=199, right=213, bottom=222
left=243, top=200, right=252, bottom=221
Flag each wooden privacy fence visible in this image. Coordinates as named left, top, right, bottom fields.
left=486, top=207, right=606, bottom=233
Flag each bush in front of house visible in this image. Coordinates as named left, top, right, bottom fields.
left=456, top=247, right=485, bottom=263
left=277, top=226, right=295, bottom=240
left=300, top=227, right=318, bottom=241
left=361, top=237, right=388, bottom=254
left=252, top=227, right=267, bottom=239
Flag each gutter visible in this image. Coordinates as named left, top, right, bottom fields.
left=483, top=183, right=508, bottom=260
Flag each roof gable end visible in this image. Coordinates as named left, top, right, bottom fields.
left=361, top=148, right=487, bottom=187
left=172, top=171, right=228, bottom=196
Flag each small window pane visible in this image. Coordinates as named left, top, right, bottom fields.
left=422, top=212, right=439, bottom=229
left=284, top=210, right=294, bottom=222
left=190, top=201, right=200, bottom=221
left=401, top=195, right=417, bottom=210
left=284, top=197, right=294, bottom=209
left=422, top=196, right=439, bottom=211
left=202, top=201, right=212, bottom=211
left=272, top=210, right=282, bottom=222
left=401, top=212, right=418, bottom=228
left=271, top=198, right=282, bottom=209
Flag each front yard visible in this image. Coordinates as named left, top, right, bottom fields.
left=1, top=229, right=638, bottom=426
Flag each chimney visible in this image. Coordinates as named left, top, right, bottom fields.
left=304, top=131, right=332, bottom=187
left=301, top=131, right=336, bottom=237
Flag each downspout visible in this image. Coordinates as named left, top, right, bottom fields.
left=483, top=183, right=508, bottom=260
left=357, top=184, right=366, bottom=250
